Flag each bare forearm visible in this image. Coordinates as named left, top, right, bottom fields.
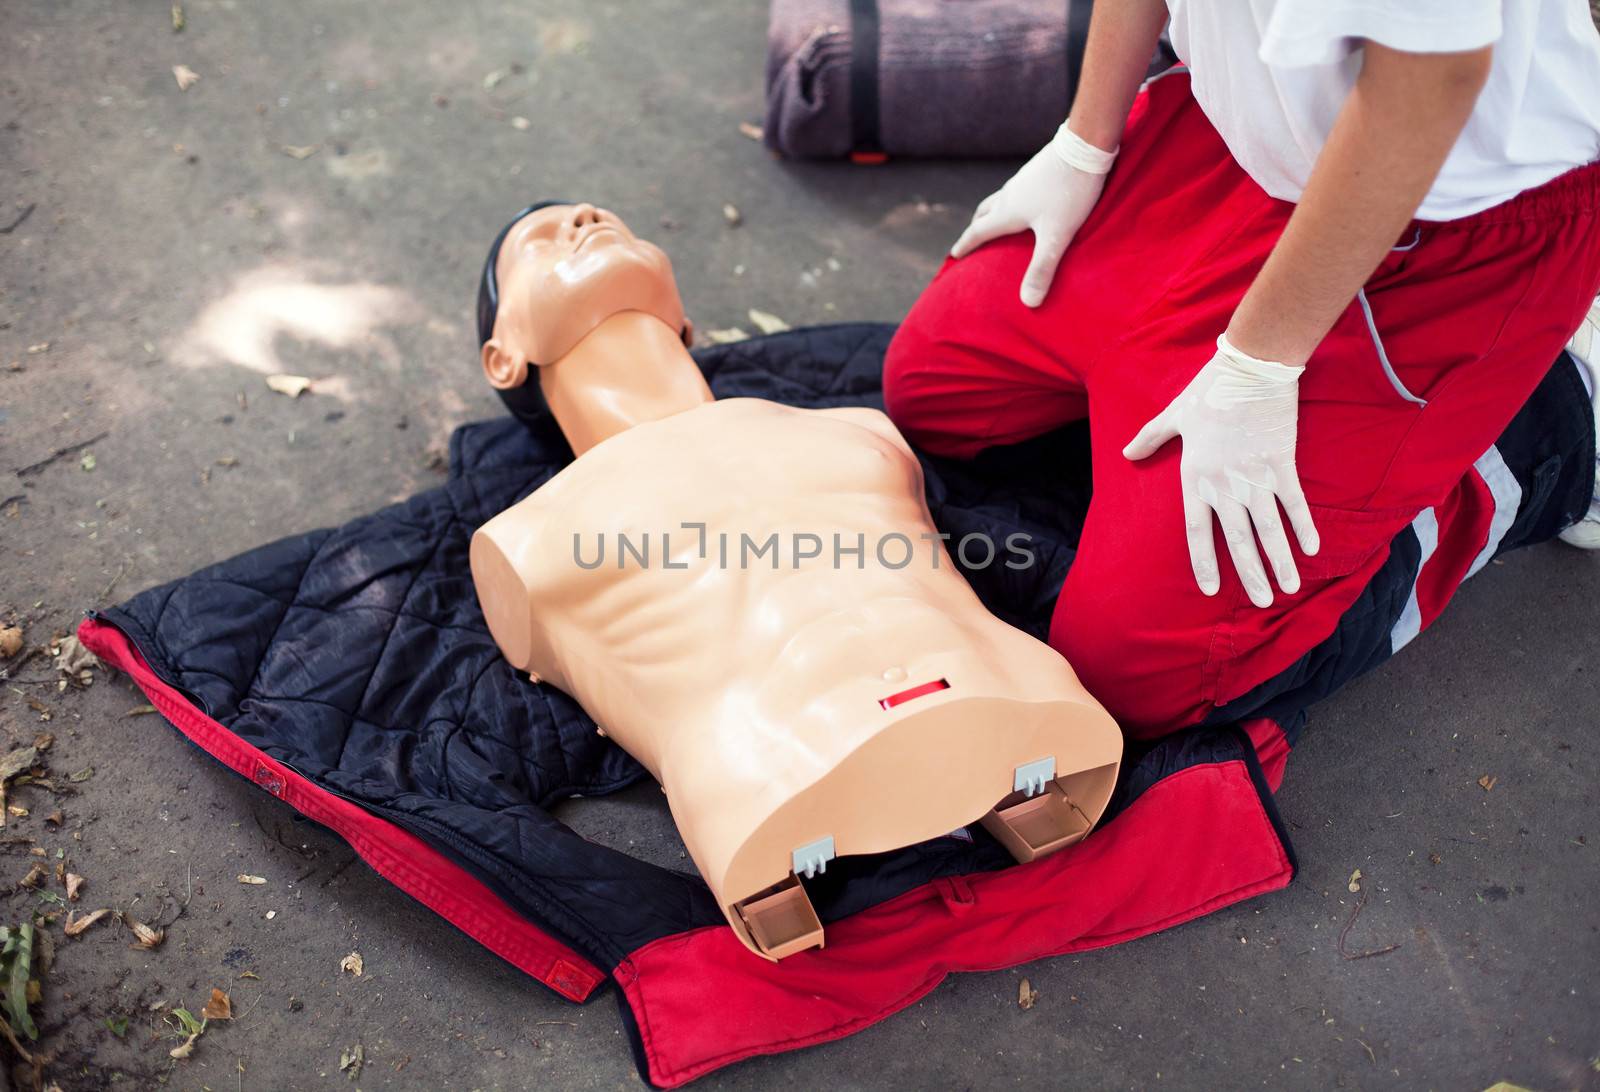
left=1066, top=0, right=1169, bottom=153
left=1228, top=43, right=1492, bottom=366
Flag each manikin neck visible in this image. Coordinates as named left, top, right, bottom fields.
left=537, top=310, right=713, bottom=455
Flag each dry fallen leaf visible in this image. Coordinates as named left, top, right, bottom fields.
left=1478, top=774, right=1498, bottom=792
left=738, top=121, right=764, bottom=141
left=124, top=704, right=157, bottom=718
left=747, top=309, right=790, bottom=335
left=236, top=874, right=267, bottom=886
left=171, top=1, right=185, bottom=31
left=19, top=862, right=47, bottom=889
left=339, top=951, right=363, bottom=977
left=125, top=914, right=165, bottom=950
left=64, top=908, right=111, bottom=937
left=201, top=987, right=232, bottom=1021
left=722, top=203, right=743, bottom=227
left=340, top=1043, right=365, bottom=1080
left=80, top=452, right=96, bottom=472
left=1018, top=978, right=1039, bottom=1010
left=701, top=327, right=750, bottom=345
left=281, top=144, right=320, bottom=160
left=65, top=873, right=83, bottom=902
left=5, top=806, right=26, bottom=819
left=0, top=742, right=41, bottom=829
left=32, top=733, right=53, bottom=753
left=1347, top=868, right=1363, bottom=893
left=53, top=634, right=100, bottom=676
left=0, top=625, right=22, bottom=659
left=172, top=64, right=199, bottom=91
left=265, top=374, right=313, bottom=398
left=170, top=1032, right=199, bottom=1059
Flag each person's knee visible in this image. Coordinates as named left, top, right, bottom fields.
left=880, top=314, right=927, bottom=423
left=1055, top=630, right=1212, bottom=740
left=881, top=312, right=947, bottom=442
left=1048, top=563, right=1219, bottom=740
left=882, top=261, right=996, bottom=457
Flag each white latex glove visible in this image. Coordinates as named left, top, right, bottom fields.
left=1123, top=333, right=1321, bottom=608
left=950, top=121, right=1117, bottom=308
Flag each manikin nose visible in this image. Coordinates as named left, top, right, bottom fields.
left=570, top=203, right=603, bottom=227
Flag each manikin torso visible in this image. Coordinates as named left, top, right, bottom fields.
left=471, top=207, right=1122, bottom=959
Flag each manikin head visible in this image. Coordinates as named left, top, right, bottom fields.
left=476, top=201, right=692, bottom=426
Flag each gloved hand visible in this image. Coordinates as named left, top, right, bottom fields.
left=1122, top=333, right=1321, bottom=608
left=950, top=122, right=1117, bottom=308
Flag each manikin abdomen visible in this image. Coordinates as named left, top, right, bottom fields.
left=471, top=398, right=1122, bottom=958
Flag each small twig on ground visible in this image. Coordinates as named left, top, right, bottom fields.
left=254, top=813, right=316, bottom=860
left=96, top=560, right=131, bottom=605
left=8, top=649, right=45, bottom=675
left=1356, top=1038, right=1376, bottom=1064
left=318, top=853, right=359, bottom=888
left=231, top=987, right=266, bottom=1031
left=0, top=1014, right=34, bottom=1064
left=13, top=431, right=109, bottom=477
left=1338, top=888, right=1402, bottom=961
left=0, top=495, right=25, bottom=511
left=0, top=204, right=34, bottom=235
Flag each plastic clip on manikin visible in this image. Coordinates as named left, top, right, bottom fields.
left=792, top=836, right=836, bottom=879
left=1013, top=756, right=1057, bottom=798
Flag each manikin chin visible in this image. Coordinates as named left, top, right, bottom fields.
left=470, top=203, right=1123, bottom=960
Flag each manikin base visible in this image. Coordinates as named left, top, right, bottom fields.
left=734, top=876, right=826, bottom=959
left=981, top=776, right=1099, bottom=862
left=729, top=766, right=1119, bottom=959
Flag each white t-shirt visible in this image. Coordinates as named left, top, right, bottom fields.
left=1165, top=0, right=1600, bottom=220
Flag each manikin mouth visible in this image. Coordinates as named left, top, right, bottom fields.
left=573, top=222, right=623, bottom=252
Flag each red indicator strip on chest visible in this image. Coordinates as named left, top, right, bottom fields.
left=878, top=679, right=950, bottom=710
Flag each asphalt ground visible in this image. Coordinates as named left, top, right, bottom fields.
left=3, top=2, right=1597, bottom=1088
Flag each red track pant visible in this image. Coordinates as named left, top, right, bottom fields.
left=884, top=71, right=1600, bottom=739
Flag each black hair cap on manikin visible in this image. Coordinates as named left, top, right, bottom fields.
left=476, top=199, right=571, bottom=429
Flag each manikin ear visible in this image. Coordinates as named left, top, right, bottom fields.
left=481, top=338, right=530, bottom=391
left=680, top=316, right=695, bottom=350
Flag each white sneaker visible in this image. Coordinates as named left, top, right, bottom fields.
left=1557, top=294, right=1600, bottom=549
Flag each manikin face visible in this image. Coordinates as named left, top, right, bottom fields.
left=481, top=203, right=688, bottom=392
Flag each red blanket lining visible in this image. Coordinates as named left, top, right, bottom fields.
left=616, top=759, right=1292, bottom=1087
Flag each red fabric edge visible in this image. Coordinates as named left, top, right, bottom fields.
left=616, top=756, right=1293, bottom=1088
left=78, top=617, right=607, bottom=1004
left=1241, top=716, right=1290, bottom=791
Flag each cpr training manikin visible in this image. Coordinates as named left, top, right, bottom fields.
left=469, top=202, right=1124, bottom=960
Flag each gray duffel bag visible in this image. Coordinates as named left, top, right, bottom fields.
left=764, top=0, right=1173, bottom=161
